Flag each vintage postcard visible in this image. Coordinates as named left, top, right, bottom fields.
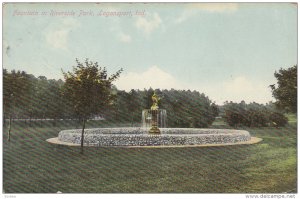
left=2, top=2, right=297, bottom=198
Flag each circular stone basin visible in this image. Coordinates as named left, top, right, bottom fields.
left=56, top=128, right=252, bottom=147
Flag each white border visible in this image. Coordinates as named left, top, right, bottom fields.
left=1, top=1, right=298, bottom=199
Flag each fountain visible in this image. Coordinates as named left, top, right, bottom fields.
left=142, top=92, right=167, bottom=130
left=141, top=109, right=167, bottom=129
left=47, top=92, right=262, bottom=147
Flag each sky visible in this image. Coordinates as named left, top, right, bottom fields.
left=3, top=3, right=297, bottom=105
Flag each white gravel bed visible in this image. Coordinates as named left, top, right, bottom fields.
left=57, top=128, right=252, bottom=147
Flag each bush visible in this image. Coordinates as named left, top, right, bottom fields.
left=223, top=101, right=288, bottom=127
left=223, top=102, right=246, bottom=127
left=224, top=110, right=243, bottom=127
left=243, top=109, right=269, bottom=127
left=269, top=111, right=288, bottom=127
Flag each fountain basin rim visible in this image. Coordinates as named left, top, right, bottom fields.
left=54, top=127, right=254, bottom=147
left=58, top=133, right=249, bottom=137
left=46, top=137, right=262, bottom=148
left=58, top=127, right=250, bottom=135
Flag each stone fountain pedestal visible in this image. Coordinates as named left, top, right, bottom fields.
left=149, top=110, right=161, bottom=134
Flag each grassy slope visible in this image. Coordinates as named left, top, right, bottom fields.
left=3, top=120, right=297, bottom=193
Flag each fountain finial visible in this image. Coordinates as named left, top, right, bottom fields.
left=151, top=92, right=160, bottom=110
left=149, top=91, right=161, bottom=134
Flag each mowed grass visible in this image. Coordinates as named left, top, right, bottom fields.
left=3, top=119, right=297, bottom=193
left=286, top=113, right=297, bottom=123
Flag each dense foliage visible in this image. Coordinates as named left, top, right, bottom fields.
left=3, top=68, right=217, bottom=128
left=112, top=89, right=218, bottom=128
left=270, top=65, right=297, bottom=113
left=62, top=59, right=122, bottom=121
left=223, top=101, right=288, bottom=127
left=61, top=59, right=122, bottom=152
left=159, top=89, right=218, bottom=128
left=3, top=69, right=69, bottom=122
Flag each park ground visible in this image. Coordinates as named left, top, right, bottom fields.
left=2, top=116, right=297, bottom=193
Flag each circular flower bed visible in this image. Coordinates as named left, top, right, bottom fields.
left=57, top=128, right=251, bottom=147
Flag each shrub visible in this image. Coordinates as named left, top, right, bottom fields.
left=224, top=110, right=243, bottom=127
left=223, top=101, right=287, bottom=127
left=243, top=109, right=269, bottom=127
left=223, top=102, right=246, bottom=127
left=269, top=111, right=288, bottom=127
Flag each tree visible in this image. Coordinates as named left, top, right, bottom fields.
left=47, top=79, right=65, bottom=126
left=269, top=111, right=288, bottom=127
left=223, top=101, right=288, bottom=127
left=126, top=89, right=141, bottom=126
left=113, top=90, right=128, bottom=122
left=270, top=65, right=297, bottom=113
left=211, top=103, right=220, bottom=118
left=62, top=59, right=122, bottom=153
left=223, top=102, right=246, bottom=128
left=3, top=70, right=33, bottom=141
left=35, top=76, right=50, bottom=120
left=159, top=89, right=215, bottom=128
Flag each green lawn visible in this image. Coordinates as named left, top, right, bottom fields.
left=3, top=120, right=297, bottom=193
left=286, top=113, right=297, bottom=123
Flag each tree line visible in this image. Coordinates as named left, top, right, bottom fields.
left=3, top=67, right=218, bottom=129
left=112, top=88, right=219, bottom=128
left=3, top=69, right=72, bottom=122
left=221, top=101, right=288, bottom=128
left=3, top=60, right=296, bottom=151
left=3, top=61, right=297, bottom=129
left=219, top=64, right=297, bottom=128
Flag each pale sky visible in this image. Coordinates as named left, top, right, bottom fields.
left=3, top=3, right=297, bottom=105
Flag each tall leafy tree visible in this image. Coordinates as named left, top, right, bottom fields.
left=270, top=65, right=297, bottom=113
left=125, top=89, right=141, bottom=126
left=62, top=59, right=122, bottom=153
left=47, top=79, right=65, bottom=125
left=3, top=70, right=32, bottom=141
left=114, top=90, right=128, bottom=122
left=35, top=76, right=50, bottom=119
